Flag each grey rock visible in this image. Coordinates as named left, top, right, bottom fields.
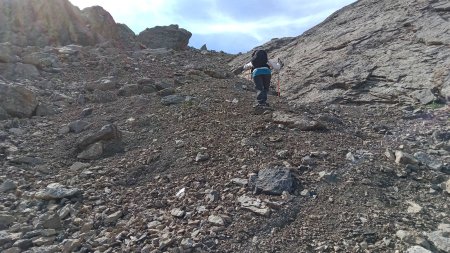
left=0, top=83, right=38, bottom=118
left=195, top=152, right=210, bottom=162
left=77, top=124, right=122, bottom=151
left=35, top=103, right=56, bottom=117
left=427, top=226, right=450, bottom=252
left=170, top=208, right=185, bottom=218
left=318, top=171, right=338, bottom=183
left=157, top=88, right=176, bottom=97
left=105, top=210, right=122, bottom=224
left=230, top=178, right=248, bottom=187
left=395, top=151, right=419, bottom=165
left=0, top=214, right=15, bottom=228
left=80, top=108, right=93, bottom=118
left=272, top=111, right=327, bottom=131
left=161, top=94, right=185, bottom=106
left=77, top=142, right=103, bottom=160
left=0, top=106, right=9, bottom=120
left=69, top=162, right=90, bottom=171
left=180, top=238, right=194, bottom=249
left=12, top=239, right=33, bottom=250
left=137, top=24, right=192, bottom=50
left=24, top=245, right=60, bottom=253
left=237, top=195, right=271, bottom=217
left=253, top=167, right=294, bottom=195
left=10, top=156, right=44, bottom=166
left=39, top=214, right=62, bottom=229
left=3, top=247, right=21, bottom=253
left=406, top=246, right=432, bottom=253
left=0, top=43, right=19, bottom=63
left=411, top=89, right=437, bottom=105
left=0, top=179, right=17, bottom=192
left=68, top=120, right=91, bottom=133
left=118, top=83, right=157, bottom=97
left=208, top=215, right=225, bottom=226
left=62, top=239, right=82, bottom=253
left=35, top=183, right=81, bottom=200
left=442, top=179, right=450, bottom=194
left=414, top=151, right=443, bottom=170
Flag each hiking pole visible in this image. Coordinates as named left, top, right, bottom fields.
left=277, top=73, right=280, bottom=97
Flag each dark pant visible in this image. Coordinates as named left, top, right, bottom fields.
left=253, top=74, right=271, bottom=104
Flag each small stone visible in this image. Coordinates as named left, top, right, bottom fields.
left=318, top=171, right=337, bottom=183
left=406, top=246, right=432, bottom=253
left=69, top=162, right=90, bottom=171
left=208, top=215, right=225, bottom=226
left=238, top=195, right=271, bottom=217
left=77, top=142, right=103, bottom=160
left=195, top=152, right=209, bottom=162
left=12, top=239, right=33, bottom=250
left=105, top=210, right=122, bottom=224
left=40, top=214, right=62, bottom=229
left=171, top=208, right=185, bottom=218
left=427, top=225, right=450, bottom=252
left=254, top=167, right=294, bottom=195
left=414, top=151, right=443, bottom=170
left=276, top=150, right=289, bottom=159
left=0, top=179, right=17, bottom=192
left=147, top=221, right=162, bottom=229
left=205, top=191, right=219, bottom=202
left=0, top=214, right=15, bottom=228
left=300, top=189, right=310, bottom=196
left=180, top=238, right=194, bottom=249
left=80, top=108, right=93, bottom=117
left=62, top=239, right=82, bottom=253
left=68, top=120, right=90, bottom=133
left=406, top=201, right=422, bottom=214
left=395, top=151, right=419, bottom=165
left=35, top=183, right=81, bottom=200
left=230, top=178, right=248, bottom=186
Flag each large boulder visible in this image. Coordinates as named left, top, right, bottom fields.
left=137, top=25, right=192, bottom=50
left=230, top=0, right=450, bottom=106
left=0, top=83, right=38, bottom=118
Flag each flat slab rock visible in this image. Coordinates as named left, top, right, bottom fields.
left=237, top=195, right=271, bottom=217
left=272, top=111, right=326, bottom=131
left=34, top=183, right=81, bottom=200
left=250, top=167, right=294, bottom=195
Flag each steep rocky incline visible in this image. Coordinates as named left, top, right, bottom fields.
left=230, top=0, right=450, bottom=106
left=0, top=44, right=449, bottom=252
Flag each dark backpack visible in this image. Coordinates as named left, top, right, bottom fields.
left=251, top=50, right=269, bottom=69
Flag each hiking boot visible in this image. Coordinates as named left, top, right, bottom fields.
left=253, top=102, right=270, bottom=108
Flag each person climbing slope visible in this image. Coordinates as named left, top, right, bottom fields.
left=242, top=49, right=283, bottom=108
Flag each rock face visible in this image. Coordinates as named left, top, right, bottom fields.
left=0, top=83, right=38, bottom=118
left=137, top=25, right=192, bottom=50
left=230, top=0, right=450, bottom=106
left=0, top=0, right=136, bottom=48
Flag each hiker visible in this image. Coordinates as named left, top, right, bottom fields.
left=241, top=49, right=283, bottom=107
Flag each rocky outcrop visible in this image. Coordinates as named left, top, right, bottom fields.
left=0, top=83, right=38, bottom=118
left=0, top=0, right=137, bottom=49
left=230, top=0, right=450, bottom=106
left=137, top=25, right=192, bottom=50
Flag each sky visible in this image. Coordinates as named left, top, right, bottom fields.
left=69, top=0, right=356, bottom=54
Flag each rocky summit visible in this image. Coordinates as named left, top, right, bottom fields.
left=0, top=0, right=449, bottom=253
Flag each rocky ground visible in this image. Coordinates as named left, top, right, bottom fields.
left=0, top=46, right=449, bottom=253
